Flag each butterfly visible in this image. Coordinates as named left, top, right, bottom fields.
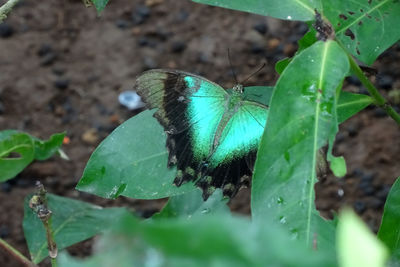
left=134, top=69, right=268, bottom=200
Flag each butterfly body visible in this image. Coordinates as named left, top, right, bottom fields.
left=134, top=69, right=268, bottom=199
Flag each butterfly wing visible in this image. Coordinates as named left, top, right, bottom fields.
left=199, top=100, right=268, bottom=198
left=134, top=69, right=228, bottom=134
left=134, top=69, right=229, bottom=194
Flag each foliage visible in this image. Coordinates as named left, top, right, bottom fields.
left=2, top=0, right=400, bottom=266
left=0, top=130, right=65, bottom=182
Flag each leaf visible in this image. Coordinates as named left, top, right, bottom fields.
left=0, top=133, right=34, bottom=182
left=242, top=86, right=274, bottom=106
left=322, top=0, right=400, bottom=65
left=275, top=29, right=317, bottom=75
left=58, top=213, right=335, bottom=267
left=0, top=131, right=65, bottom=182
left=91, top=0, right=109, bottom=13
left=191, top=0, right=321, bottom=21
left=153, top=189, right=229, bottom=219
left=76, top=110, right=196, bottom=199
left=275, top=58, right=291, bottom=75
left=338, top=209, right=389, bottom=267
left=23, top=193, right=128, bottom=264
left=378, top=177, right=400, bottom=260
left=251, top=40, right=349, bottom=251
left=32, top=132, right=65, bottom=160
left=337, top=91, right=373, bottom=123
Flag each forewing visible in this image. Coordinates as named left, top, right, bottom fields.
left=134, top=69, right=227, bottom=134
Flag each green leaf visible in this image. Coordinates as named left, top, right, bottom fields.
left=378, top=177, right=400, bottom=260
left=91, top=0, right=109, bottom=13
left=153, top=189, right=229, bottom=219
left=23, top=193, right=128, bottom=264
left=252, top=40, right=349, bottom=250
left=0, top=131, right=65, bottom=182
left=191, top=0, right=321, bottom=21
left=59, top=213, right=335, bottom=267
left=32, top=132, right=65, bottom=160
left=322, top=0, right=400, bottom=65
left=275, top=29, right=317, bottom=75
left=242, top=86, right=274, bottom=106
left=338, top=209, right=389, bottom=267
left=275, top=58, right=291, bottom=75
left=337, top=91, right=373, bottom=123
left=76, top=110, right=196, bottom=199
left=0, top=133, right=34, bottom=182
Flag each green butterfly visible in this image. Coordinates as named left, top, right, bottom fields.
left=134, top=69, right=268, bottom=199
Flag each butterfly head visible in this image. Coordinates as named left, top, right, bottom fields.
left=232, top=84, right=244, bottom=94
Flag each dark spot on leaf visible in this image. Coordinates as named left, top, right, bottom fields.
left=339, top=14, right=348, bottom=20
left=368, top=0, right=372, bottom=4
left=345, top=29, right=355, bottom=40
left=6, top=152, right=21, bottom=159
left=348, top=11, right=355, bottom=15
left=337, top=23, right=341, bottom=26
left=101, top=166, right=106, bottom=175
left=356, top=47, right=361, bottom=55
left=358, top=20, right=363, bottom=26
left=360, top=9, right=364, bottom=12
left=375, top=17, right=380, bottom=22
left=366, top=13, right=372, bottom=19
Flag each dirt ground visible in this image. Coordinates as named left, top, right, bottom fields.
left=1, top=0, right=399, bottom=266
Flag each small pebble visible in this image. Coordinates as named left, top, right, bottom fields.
left=37, top=43, right=53, bottom=57
left=0, top=23, right=14, bottom=38
left=376, top=185, right=391, bottom=201
left=369, top=198, right=384, bottom=209
left=250, top=43, right=265, bottom=54
left=177, top=9, right=189, bottom=22
left=347, top=124, right=358, bottom=137
left=82, top=128, right=99, bottom=145
left=377, top=74, right=393, bottom=90
left=1, top=182, right=12, bottom=193
left=253, top=22, right=268, bottom=35
left=115, top=19, right=131, bottom=29
left=353, top=201, right=366, bottom=214
left=54, top=78, right=70, bottom=90
left=171, top=40, right=186, bottom=53
left=374, top=108, right=387, bottom=118
left=0, top=225, right=9, bottom=238
left=359, top=181, right=375, bottom=195
left=132, top=5, right=150, bottom=25
left=361, top=172, right=374, bottom=183
left=40, top=52, right=57, bottom=66
left=346, top=75, right=361, bottom=86
left=118, top=91, right=145, bottom=110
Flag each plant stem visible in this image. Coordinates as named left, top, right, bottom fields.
left=0, top=0, right=21, bottom=22
left=0, top=238, right=37, bottom=267
left=348, top=54, right=400, bottom=125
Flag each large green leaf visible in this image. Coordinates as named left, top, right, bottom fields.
left=76, top=110, right=196, bottom=199
left=337, top=91, right=373, bottom=123
left=251, top=41, right=349, bottom=250
left=338, top=209, right=388, bottom=267
left=23, top=193, right=128, bottom=264
left=0, top=133, right=34, bottom=182
left=58, top=213, right=334, bottom=267
left=153, top=189, right=229, bottom=219
left=191, top=0, right=321, bottom=21
left=322, top=0, right=400, bottom=65
left=378, top=177, right=400, bottom=260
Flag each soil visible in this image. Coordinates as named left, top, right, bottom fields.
left=0, top=0, right=399, bottom=266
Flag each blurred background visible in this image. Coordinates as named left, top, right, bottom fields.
left=1, top=0, right=399, bottom=266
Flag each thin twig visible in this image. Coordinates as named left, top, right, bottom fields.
left=0, top=238, right=37, bottom=267
left=29, top=182, right=58, bottom=266
left=348, top=54, right=400, bottom=125
left=0, top=0, right=22, bottom=22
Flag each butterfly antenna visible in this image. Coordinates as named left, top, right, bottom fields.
left=227, top=48, right=239, bottom=84
left=240, top=62, right=266, bottom=85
